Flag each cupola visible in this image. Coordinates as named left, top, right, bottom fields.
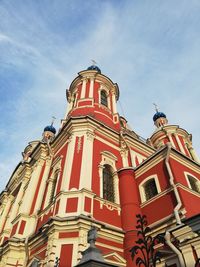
left=42, top=121, right=56, bottom=143
left=87, top=64, right=101, bottom=73
left=149, top=106, right=199, bottom=162
left=153, top=109, right=168, bottom=128
left=64, top=65, right=120, bottom=129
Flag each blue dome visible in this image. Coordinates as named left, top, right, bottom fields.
left=87, top=65, right=101, bottom=73
left=153, top=112, right=166, bottom=122
left=44, top=125, right=56, bottom=134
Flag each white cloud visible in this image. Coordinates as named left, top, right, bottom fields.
left=0, top=1, right=200, bottom=191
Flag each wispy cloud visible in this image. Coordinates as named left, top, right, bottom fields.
left=0, top=0, right=200, bottom=191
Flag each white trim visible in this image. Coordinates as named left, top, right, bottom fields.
left=34, top=158, right=53, bottom=213
left=98, top=84, right=111, bottom=110
left=168, top=133, right=176, bottom=148
left=79, top=132, right=94, bottom=190
left=89, top=77, right=94, bottom=98
left=43, top=166, right=61, bottom=208
left=80, top=78, right=87, bottom=99
left=111, top=91, right=117, bottom=114
left=184, top=171, right=200, bottom=193
left=77, top=98, right=94, bottom=107
left=139, top=174, right=161, bottom=203
left=99, top=153, right=119, bottom=204
left=19, top=161, right=44, bottom=214
left=174, top=134, right=185, bottom=154
left=60, top=135, right=76, bottom=191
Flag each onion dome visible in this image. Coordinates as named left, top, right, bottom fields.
left=87, top=65, right=101, bottom=73
left=44, top=125, right=56, bottom=134
left=153, top=111, right=166, bottom=122
left=153, top=111, right=168, bottom=128
left=42, top=120, right=56, bottom=143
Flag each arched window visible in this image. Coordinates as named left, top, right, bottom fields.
left=139, top=177, right=160, bottom=203
left=143, top=178, right=158, bottom=201
left=187, top=175, right=200, bottom=193
left=103, top=164, right=114, bottom=202
left=101, top=90, right=108, bottom=107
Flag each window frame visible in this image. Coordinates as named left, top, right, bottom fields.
left=100, top=90, right=108, bottom=107
left=185, top=172, right=200, bottom=193
left=99, top=151, right=119, bottom=204
left=102, top=164, right=115, bottom=202
left=98, top=85, right=111, bottom=109
left=139, top=175, right=161, bottom=203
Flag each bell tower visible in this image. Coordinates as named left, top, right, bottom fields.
left=63, top=65, right=120, bottom=130
left=149, top=109, right=200, bottom=162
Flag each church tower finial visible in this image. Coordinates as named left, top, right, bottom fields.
left=42, top=117, right=56, bottom=143
left=152, top=104, right=168, bottom=128
left=153, top=103, right=159, bottom=113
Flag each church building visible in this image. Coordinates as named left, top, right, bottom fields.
left=0, top=65, right=200, bottom=267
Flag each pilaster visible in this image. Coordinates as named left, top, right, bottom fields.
left=79, top=131, right=95, bottom=190
left=81, top=78, right=87, bottom=99
left=89, top=78, right=94, bottom=98
left=60, top=134, right=76, bottom=191
left=33, top=158, right=52, bottom=213
left=19, top=159, right=45, bottom=214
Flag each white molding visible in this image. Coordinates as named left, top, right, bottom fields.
left=139, top=174, right=161, bottom=203
left=79, top=132, right=94, bottom=190
left=60, top=135, right=76, bottom=191
left=99, top=153, right=119, bottom=204
left=98, top=84, right=111, bottom=110
left=174, top=134, right=185, bottom=154
left=89, top=77, right=94, bottom=98
left=80, top=78, right=87, bottom=99
left=184, top=171, right=200, bottom=193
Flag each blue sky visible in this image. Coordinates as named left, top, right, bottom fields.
left=0, top=0, right=200, bottom=191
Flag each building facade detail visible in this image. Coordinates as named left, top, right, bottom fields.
left=0, top=65, right=200, bottom=267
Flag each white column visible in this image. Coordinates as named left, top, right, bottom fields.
left=79, top=132, right=94, bottom=190
left=0, top=194, right=13, bottom=232
left=60, top=135, right=76, bottom=191
left=80, top=78, right=87, bottom=99
left=174, top=134, right=186, bottom=154
left=111, top=89, right=117, bottom=113
left=33, top=159, right=52, bottom=213
left=19, top=160, right=44, bottom=214
left=89, top=78, right=94, bottom=98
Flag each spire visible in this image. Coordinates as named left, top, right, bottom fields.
left=152, top=103, right=168, bottom=128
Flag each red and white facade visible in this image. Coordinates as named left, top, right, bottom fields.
left=0, top=67, right=200, bottom=267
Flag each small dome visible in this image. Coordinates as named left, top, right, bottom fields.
left=87, top=65, right=101, bottom=73
left=153, top=112, right=166, bottom=122
left=44, top=125, right=56, bottom=134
